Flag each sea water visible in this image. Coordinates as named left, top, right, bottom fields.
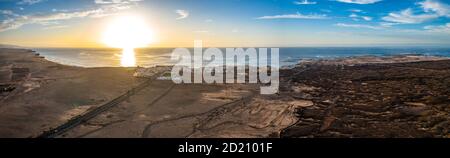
left=36, top=47, right=450, bottom=68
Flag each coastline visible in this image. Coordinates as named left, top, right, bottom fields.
left=0, top=48, right=146, bottom=137
left=0, top=48, right=449, bottom=138
left=296, top=55, right=450, bottom=67
left=35, top=47, right=450, bottom=68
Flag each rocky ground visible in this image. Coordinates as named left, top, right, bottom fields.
left=280, top=59, right=450, bottom=138
left=1, top=48, right=448, bottom=138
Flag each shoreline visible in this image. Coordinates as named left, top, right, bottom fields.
left=34, top=47, right=450, bottom=68
left=1, top=48, right=449, bottom=138
left=296, top=55, right=450, bottom=67
left=15, top=47, right=450, bottom=67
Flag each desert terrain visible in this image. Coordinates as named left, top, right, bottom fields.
left=0, top=48, right=448, bottom=138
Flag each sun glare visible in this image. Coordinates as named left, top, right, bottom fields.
left=102, top=15, right=154, bottom=67
left=121, top=48, right=136, bottom=67
left=102, top=15, right=154, bottom=49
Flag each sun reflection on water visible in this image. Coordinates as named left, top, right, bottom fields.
left=120, top=48, right=136, bottom=67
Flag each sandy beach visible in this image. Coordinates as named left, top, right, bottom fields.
left=0, top=48, right=449, bottom=138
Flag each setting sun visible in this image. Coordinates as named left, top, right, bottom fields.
left=101, top=15, right=154, bottom=67
left=102, top=15, right=154, bottom=49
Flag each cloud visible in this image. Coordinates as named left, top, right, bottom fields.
left=379, top=22, right=400, bottom=27
left=0, top=4, right=132, bottom=32
left=349, top=13, right=372, bottom=21
left=256, top=12, right=328, bottom=19
left=17, top=0, right=45, bottom=5
left=175, top=10, right=189, bottom=20
left=419, top=0, right=450, bottom=17
left=294, top=0, right=317, bottom=5
left=362, top=16, right=373, bottom=21
left=424, top=23, right=450, bottom=33
left=348, top=9, right=363, bottom=13
left=43, top=25, right=69, bottom=30
left=194, top=30, right=209, bottom=33
left=382, top=0, right=450, bottom=24
left=0, top=10, right=19, bottom=17
left=335, top=0, right=382, bottom=4
left=94, top=0, right=142, bottom=4
left=38, top=21, right=60, bottom=26
left=335, top=23, right=382, bottom=29
left=382, top=8, right=438, bottom=24
left=0, top=18, right=23, bottom=32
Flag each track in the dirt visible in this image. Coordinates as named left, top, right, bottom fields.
left=37, top=77, right=159, bottom=138
left=141, top=90, right=258, bottom=138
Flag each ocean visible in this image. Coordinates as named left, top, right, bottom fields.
left=35, top=47, right=450, bottom=68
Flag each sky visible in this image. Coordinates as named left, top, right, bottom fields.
left=0, top=0, right=449, bottom=48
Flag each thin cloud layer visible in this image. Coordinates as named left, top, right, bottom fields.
left=419, top=0, right=450, bottom=17
left=335, top=0, right=382, bottom=4
left=257, top=12, right=327, bottom=19
left=383, top=0, right=449, bottom=24
left=350, top=13, right=372, bottom=21
left=175, top=10, right=189, bottom=20
left=0, top=4, right=132, bottom=32
left=382, top=9, right=438, bottom=24
left=335, top=23, right=382, bottom=29
left=294, top=0, right=317, bottom=5
left=17, top=0, right=45, bottom=5
left=95, top=0, right=143, bottom=4
left=425, top=23, right=450, bottom=33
